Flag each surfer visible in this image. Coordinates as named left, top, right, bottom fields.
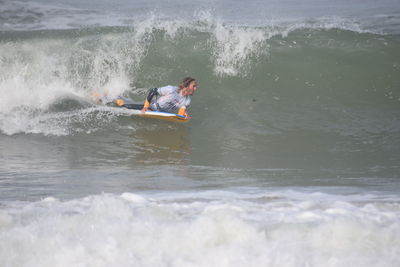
left=141, top=77, right=198, bottom=118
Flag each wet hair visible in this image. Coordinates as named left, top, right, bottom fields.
left=179, top=77, right=196, bottom=89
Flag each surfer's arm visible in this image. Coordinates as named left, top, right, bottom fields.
left=178, top=107, right=190, bottom=119
left=141, top=88, right=159, bottom=112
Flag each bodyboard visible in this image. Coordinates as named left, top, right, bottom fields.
left=128, top=109, right=190, bottom=123
left=110, top=97, right=190, bottom=123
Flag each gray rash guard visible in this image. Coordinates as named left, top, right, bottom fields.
left=150, top=85, right=191, bottom=113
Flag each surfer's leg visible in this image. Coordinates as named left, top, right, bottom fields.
left=123, top=103, right=144, bottom=110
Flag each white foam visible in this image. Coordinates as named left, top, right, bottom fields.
left=0, top=190, right=399, bottom=267
left=0, top=27, right=143, bottom=135
left=0, top=212, right=13, bottom=229
left=121, top=193, right=148, bottom=204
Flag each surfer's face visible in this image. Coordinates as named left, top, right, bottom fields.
left=183, top=81, right=197, bottom=96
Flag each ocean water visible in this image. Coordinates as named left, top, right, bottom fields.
left=1, top=0, right=400, bottom=266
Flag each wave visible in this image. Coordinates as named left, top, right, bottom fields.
left=0, top=14, right=399, bottom=137
left=1, top=190, right=399, bottom=267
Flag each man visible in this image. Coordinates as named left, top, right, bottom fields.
left=141, top=77, right=197, bottom=118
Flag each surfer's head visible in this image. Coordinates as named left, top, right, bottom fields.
left=180, top=77, right=197, bottom=96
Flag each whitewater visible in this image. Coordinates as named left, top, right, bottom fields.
left=1, top=0, right=400, bottom=266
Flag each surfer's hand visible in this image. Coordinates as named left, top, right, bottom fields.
left=141, top=107, right=148, bottom=113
